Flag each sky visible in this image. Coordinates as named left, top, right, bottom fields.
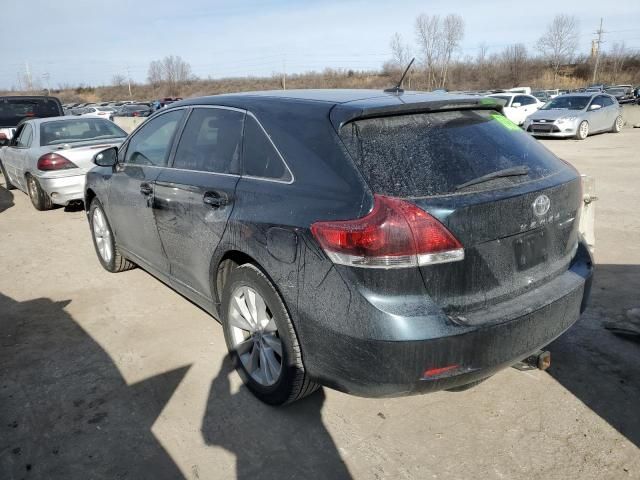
left=1, top=0, right=639, bottom=90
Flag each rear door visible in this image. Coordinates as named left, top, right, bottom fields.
left=154, top=106, right=244, bottom=297
left=107, top=109, right=186, bottom=272
left=339, top=109, right=582, bottom=314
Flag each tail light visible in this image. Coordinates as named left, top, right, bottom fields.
left=37, top=153, right=78, bottom=171
left=132, top=112, right=139, bottom=117
left=311, top=195, right=464, bottom=269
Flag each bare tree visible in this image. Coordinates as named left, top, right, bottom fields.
left=147, top=56, right=195, bottom=96
left=502, top=43, right=528, bottom=86
left=415, top=14, right=442, bottom=88
left=537, top=14, right=579, bottom=87
left=389, top=32, right=412, bottom=69
left=438, top=14, right=465, bottom=88
left=147, top=60, right=163, bottom=88
left=111, top=74, right=126, bottom=87
left=610, top=42, right=627, bottom=83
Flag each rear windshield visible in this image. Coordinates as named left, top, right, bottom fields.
left=541, top=96, right=590, bottom=110
left=40, top=119, right=127, bottom=146
left=339, top=109, right=564, bottom=197
left=0, top=98, right=62, bottom=127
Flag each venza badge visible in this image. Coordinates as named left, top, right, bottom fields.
left=532, top=195, right=551, bottom=217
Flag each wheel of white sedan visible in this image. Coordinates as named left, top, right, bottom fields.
left=611, top=115, right=623, bottom=133
left=575, top=120, right=589, bottom=140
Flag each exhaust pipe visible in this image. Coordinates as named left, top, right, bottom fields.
left=513, top=350, right=551, bottom=371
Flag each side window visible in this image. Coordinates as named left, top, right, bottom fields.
left=514, top=95, right=534, bottom=106
left=590, top=96, right=604, bottom=109
left=522, top=96, right=538, bottom=106
left=16, top=124, right=33, bottom=148
left=173, top=108, right=244, bottom=173
left=242, top=116, right=291, bottom=182
left=124, top=109, right=184, bottom=167
left=601, top=96, right=614, bottom=107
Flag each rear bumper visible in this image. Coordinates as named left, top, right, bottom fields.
left=37, top=173, right=85, bottom=205
left=299, top=240, right=593, bottom=397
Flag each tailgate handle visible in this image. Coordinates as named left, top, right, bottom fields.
left=140, top=183, right=153, bottom=196
left=203, top=191, right=228, bottom=208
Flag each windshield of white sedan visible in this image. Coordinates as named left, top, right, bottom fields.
left=40, top=119, right=127, bottom=146
left=541, top=96, right=590, bottom=110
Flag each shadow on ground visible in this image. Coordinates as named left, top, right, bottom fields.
left=547, top=264, right=640, bottom=447
left=201, top=356, right=352, bottom=480
left=0, top=185, right=14, bottom=214
left=0, top=292, right=190, bottom=479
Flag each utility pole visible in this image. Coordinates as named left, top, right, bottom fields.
left=126, top=65, right=132, bottom=98
left=42, top=72, right=50, bottom=91
left=592, top=18, right=604, bottom=84
left=25, top=62, right=33, bottom=91
left=282, top=57, right=286, bottom=90
left=16, top=72, right=22, bottom=91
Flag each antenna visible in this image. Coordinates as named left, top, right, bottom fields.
left=384, top=57, right=415, bottom=94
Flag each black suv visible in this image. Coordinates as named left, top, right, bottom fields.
left=85, top=90, right=593, bottom=405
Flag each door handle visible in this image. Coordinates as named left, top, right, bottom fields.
left=140, top=183, right=153, bottom=196
left=203, top=191, right=228, bottom=208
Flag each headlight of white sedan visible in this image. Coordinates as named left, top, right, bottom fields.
left=556, top=116, right=578, bottom=124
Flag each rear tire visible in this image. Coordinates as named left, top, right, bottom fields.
left=26, top=174, right=53, bottom=211
left=89, top=198, right=135, bottom=273
left=0, top=160, right=15, bottom=190
left=611, top=115, right=623, bottom=133
left=221, top=263, right=319, bottom=405
left=575, top=120, right=589, bottom=140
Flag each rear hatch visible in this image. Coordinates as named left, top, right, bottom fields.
left=338, top=108, right=582, bottom=314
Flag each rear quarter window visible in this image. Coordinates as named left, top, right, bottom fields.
left=339, top=109, right=566, bottom=197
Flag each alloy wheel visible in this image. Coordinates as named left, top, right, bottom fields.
left=228, top=286, right=283, bottom=386
left=579, top=121, right=589, bottom=139
left=92, top=207, right=113, bottom=264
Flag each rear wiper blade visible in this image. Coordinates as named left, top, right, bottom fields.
left=455, top=165, right=530, bottom=191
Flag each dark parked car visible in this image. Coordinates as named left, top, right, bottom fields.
left=605, top=86, right=634, bottom=104
left=0, top=95, right=64, bottom=145
left=84, top=90, right=593, bottom=405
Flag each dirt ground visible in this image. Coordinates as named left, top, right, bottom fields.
left=1, top=128, right=639, bottom=480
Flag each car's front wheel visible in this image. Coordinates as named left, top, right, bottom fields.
left=575, top=120, right=589, bottom=140
left=221, top=263, right=319, bottom=405
left=26, top=174, right=53, bottom=211
left=611, top=115, right=623, bottom=133
left=89, top=198, right=135, bottom=273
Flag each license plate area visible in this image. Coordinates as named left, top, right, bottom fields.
left=514, top=230, right=549, bottom=270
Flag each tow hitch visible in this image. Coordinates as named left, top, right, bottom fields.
left=513, top=350, right=551, bottom=371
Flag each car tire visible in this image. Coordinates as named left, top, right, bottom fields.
left=89, top=198, right=135, bottom=273
left=575, top=120, right=589, bottom=140
left=221, top=263, right=319, bottom=405
left=26, top=174, right=53, bottom=211
left=611, top=115, right=623, bottom=133
left=0, top=160, right=15, bottom=190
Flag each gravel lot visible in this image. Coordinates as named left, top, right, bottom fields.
left=1, top=128, right=639, bottom=480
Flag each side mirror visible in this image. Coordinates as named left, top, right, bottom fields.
left=0, top=133, right=8, bottom=147
left=511, top=102, right=522, bottom=108
left=589, top=104, right=602, bottom=111
left=94, top=147, right=118, bottom=167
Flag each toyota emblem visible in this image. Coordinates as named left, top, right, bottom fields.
left=532, top=195, right=551, bottom=217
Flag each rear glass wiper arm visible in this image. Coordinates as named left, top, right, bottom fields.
left=454, top=165, right=530, bottom=191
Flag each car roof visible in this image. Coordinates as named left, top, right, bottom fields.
left=170, top=89, right=503, bottom=129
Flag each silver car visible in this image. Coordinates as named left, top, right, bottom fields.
left=523, top=93, right=623, bottom=140
left=0, top=116, right=127, bottom=210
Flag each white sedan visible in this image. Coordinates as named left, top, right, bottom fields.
left=0, top=116, right=127, bottom=210
left=488, top=93, right=545, bottom=126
